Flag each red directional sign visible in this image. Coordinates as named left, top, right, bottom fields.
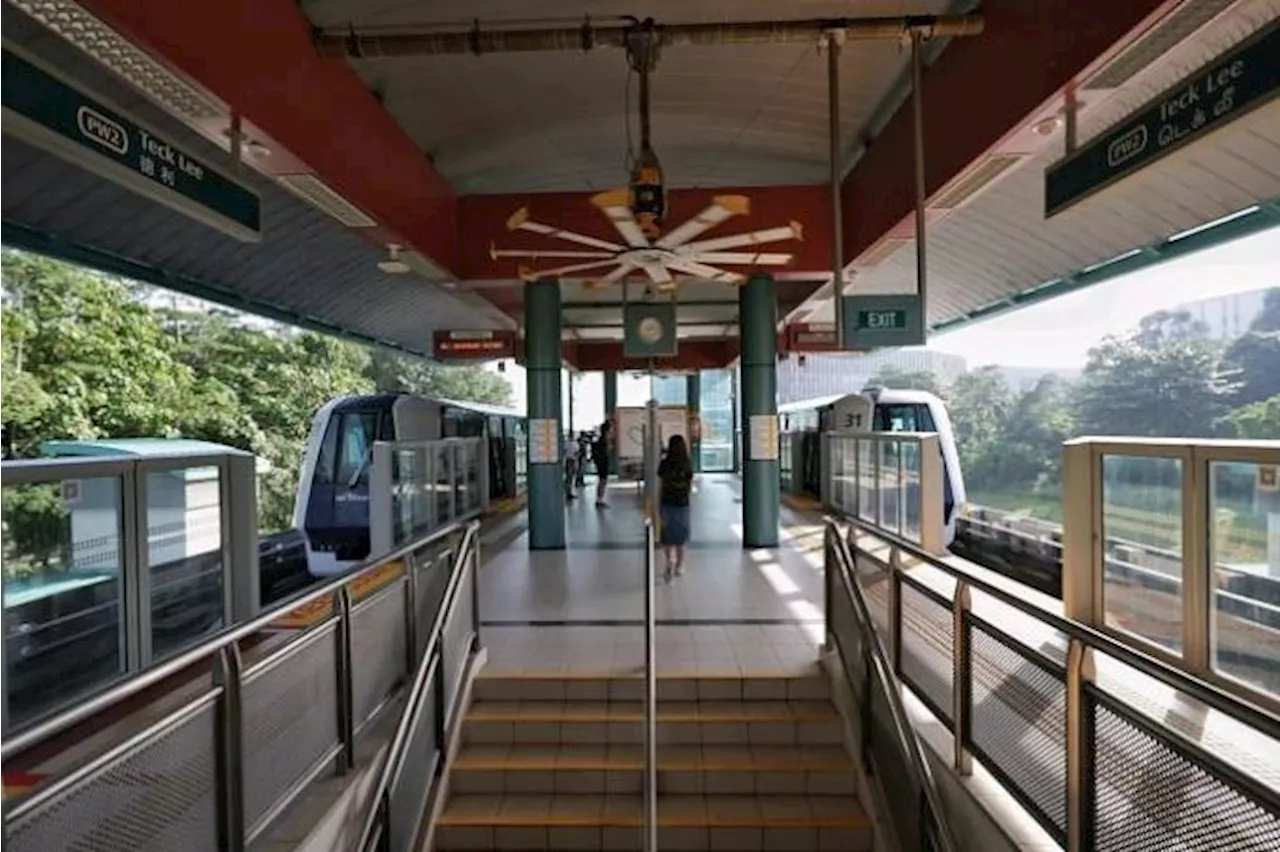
left=433, top=329, right=516, bottom=359
left=786, top=323, right=841, bottom=352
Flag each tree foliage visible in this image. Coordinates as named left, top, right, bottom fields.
left=1, top=251, right=512, bottom=534
left=1222, top=289, right=1280, bottom=406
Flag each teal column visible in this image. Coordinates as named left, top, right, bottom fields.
left=686, top=372, right=702, bottom=473
left=603, top=370, right=618, bottom=475
left=739, top=274, right=779, bottom=547
left=525, top=279, right=565, bottom=550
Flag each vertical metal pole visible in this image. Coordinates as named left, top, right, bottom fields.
left=403, top=552, right=419, bottom=673
left=951, top=583, right=972, bottom=776
left=1064, top=84, right=1079, bottom=156
left=214, top=643, right=246, bottom=852
left=471, top=534, right=483, bottom=653
left=335, top=588, right=356, bottom=774
left=643, top=519, right=658, bottom=852
left=827, top=29, right=846, bottom=348
left=1065, top=639, right=1094, bottom=852
left=229, top=113, right=243, bottom=174
left=910, top=30, right=929, bottom=324
left=888, top=549, right=903, bottom=675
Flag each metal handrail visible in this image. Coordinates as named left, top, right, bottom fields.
left=642, top=517, right=658, bottom=852
left=824, top=520, right=958, bottom=852
left=359, top=520, right=480, bottom=851
left=847, top=516, right=1280, bottom=739
left=2, top=518, right=470, bottom=761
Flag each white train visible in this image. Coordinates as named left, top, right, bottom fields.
left=293, top=394, right=525, bottom=574
left=779, top=387, right=966, bottom=544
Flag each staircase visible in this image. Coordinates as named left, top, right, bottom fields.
left=434, top=669, right=873, bottom=851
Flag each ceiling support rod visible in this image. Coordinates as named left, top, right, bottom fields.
left=826, top=30, right=845, bottom=350
left=315, top=14, right=983, bottom=58
left=910, top=29, right=929, bottom=335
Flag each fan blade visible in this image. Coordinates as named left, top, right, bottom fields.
left=583, top=260, right=639, bottom=290
left=664, top=257, right=746, bottom=284
left=517, top=259, right=621, bottom=281
left=491, top=247, right=616, bottom=260
left=590, top=189, right=650, bottom=248
left=643, top=262, right=674, bottom=286
left=655, top=195, right=750, bottom=249
left=689, top=252, right=793, bottom=266
left=506, top=206, right=624, bottom=252
left=677, top=220, right=803, bottom=255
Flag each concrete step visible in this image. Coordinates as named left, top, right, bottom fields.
left=434, top=793, right=873, bottom=851
left=462, top=700, right=844, bottom=746
left=449, top=744, right=858, bottom=796
left=471, top=671, right=830, bottom=704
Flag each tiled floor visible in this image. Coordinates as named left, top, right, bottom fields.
left=478, top=475, right=830, bottom=675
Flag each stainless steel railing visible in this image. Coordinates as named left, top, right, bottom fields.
left=643, top=516, right=659, bottom=852
left=838, top=515, right=1280, bottom=852
left=3, top=518, right=476, bottom=852
left=360, top=520, right=482, bottom=851
left=824, top=519, right=957, bottom=852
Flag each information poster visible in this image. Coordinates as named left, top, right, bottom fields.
left=748, top=414, right=779, bottom=461
left=528, top=418, right=559, bottom=464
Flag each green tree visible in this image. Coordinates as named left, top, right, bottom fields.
left=1222, top=288, right=1280, bottom=407
left=992, top=376, right=1076, bottom=491
left=367, top=348, right=512, bottom=406
left=1217, top=395, right=1280, bottom=440
left=947, top=366, right=1014, bottom=489
left=1075, top=311, right=1234, bottom=438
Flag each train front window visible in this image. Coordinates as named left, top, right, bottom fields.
left=874, top=404, right=935, bottom=433
left=317, top=410, right=383, bottom=485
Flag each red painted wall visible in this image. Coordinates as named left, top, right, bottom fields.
left=840, top=0, right=1175, bottom=265
left=83, top=0, right=460, bottom=272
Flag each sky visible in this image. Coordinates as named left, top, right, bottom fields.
left=490, top=224, right=1279, bottom=430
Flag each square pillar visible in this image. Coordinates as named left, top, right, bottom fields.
left=525, top=279, right=565, bottom=549
left=686, top=372, right=702, bottom=473
left=603, top=369, right=619, bottom=475
left=739, top=274, right=779, bottom=547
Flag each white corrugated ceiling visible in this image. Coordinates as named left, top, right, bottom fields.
left=800, top=0, right=1280, bottom=328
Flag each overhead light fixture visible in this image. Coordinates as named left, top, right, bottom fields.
left=10, top=0, right=222, bottom=122
left=378, top=243, right=411, bottom=274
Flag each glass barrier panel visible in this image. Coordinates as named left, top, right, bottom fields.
left=3, top=476, right=127, bottom=728
left=879, top=441, right=901, bottom=536
left=829, top=436, right=845, bottom=513
left=466, top=443, right=482, bottom=513
left=146, top=466, right=225, bottom=660
left=903, top=441, right=922, bottom=543
left=1209, top=460, right=1280, bottom=695
left=858, top=438, right=877, bottom=524
left=840, top=437, right=856, bottom=514
left=1101, top=454, right=1183, bottom=654
left=435, top=446, right=452, bottom=527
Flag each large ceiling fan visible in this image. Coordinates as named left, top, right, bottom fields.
left=489, top=18, right=802, bottom=292
left=491, top=193, right=803, bottom=291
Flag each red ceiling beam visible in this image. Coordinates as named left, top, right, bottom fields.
left=840, top=0, right=1177, bottom=266
left=79, top=0, right=460, bottom=273
left=565, top=340, right=740, bottom=373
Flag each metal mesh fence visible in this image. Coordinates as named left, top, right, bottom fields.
left=968, top=619, right=1067, bottom=843
left=241, top=625, right=340, bottom=834
left=899, top=579, right=954, bottom=726
left=8, top=699, right=218, bottom=852
left=1089, top=688, right=1280, bottom=851
left=351, top=582, right=408, bottom=728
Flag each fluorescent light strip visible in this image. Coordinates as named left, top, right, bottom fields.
left=9, top=0, right=223, bottom=122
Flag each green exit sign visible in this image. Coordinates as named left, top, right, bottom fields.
left=856, top=309, right=908, bottom=332
left=842, top=294, right=924, bottom=347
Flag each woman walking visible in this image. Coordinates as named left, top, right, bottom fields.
left=657, top=434, right=694, bottom=582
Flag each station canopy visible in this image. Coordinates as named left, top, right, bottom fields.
left=2, top=0, right=1278, bottom=368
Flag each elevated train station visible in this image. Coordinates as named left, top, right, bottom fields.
left=2, top=0, right=1279, bottom=850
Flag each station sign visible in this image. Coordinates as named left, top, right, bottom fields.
left=432, top=329, right=516, bottom=359
left=1, top=47, right=262, bottom=242
left=786, top=322, right=841, bottom=352
left=841, top=294, right=925, bottom=348
left=1045, top=23, right=1280, bottom=217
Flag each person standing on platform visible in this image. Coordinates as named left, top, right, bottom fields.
left=576, top=432, right=591, bottom=489
left=592, top=421, right=612, bottom=507
left=563, top=433, right=579, bottom=501
left=658, top=434, right=694, bottom=582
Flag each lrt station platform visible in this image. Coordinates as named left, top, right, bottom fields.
left=3, top=434, right=1279, bottom=852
